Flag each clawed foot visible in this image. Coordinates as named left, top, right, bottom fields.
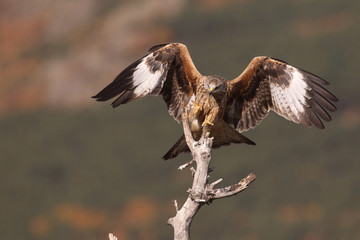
left=191, top=101, right=202, bottom=114
left=192, top=100, right=201, bottom=108
left=201, top=118, right=214, bottom=127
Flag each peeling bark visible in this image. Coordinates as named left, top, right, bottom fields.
left=109, top=109, right=256, bottom=240
left=167, top=110, right=256, bottom=240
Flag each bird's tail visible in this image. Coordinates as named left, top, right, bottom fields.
left=162, top=122, right=255, bottom=160
left=162, top=134, right=189, bottom=160
left=213, top=122, right=256, bottom=148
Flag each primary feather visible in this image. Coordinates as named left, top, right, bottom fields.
left=93, top=44, right=338, bottom=160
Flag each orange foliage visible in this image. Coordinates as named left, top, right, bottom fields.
left=198, top=0, right=251, bottom=10
left=340, top=106, right=360, bottom=129
left=293, top=10, right=355, bottom=38
left=53, top=203, right=107, bottom=231
left=337, top=208, right=359, bottom=228
left=302, top=202, right=324, bottom=222
left=0, top=68, right=46, bottom=113
left=0, top=5, right=48, bottom=113
left=276, top=202, right=324, bottom=224
left=276, top=204, right=299, bottom=224
left=27, top=197, right=160, bottom=239
left=301, top=231, right=323, bottom=240
left=119, top=196, right=158, bottom=227
left=241, top=233, right=260, bottom=240
left=0, top=12, right=47, bottom=60
left=0, top=0, right=182, bottom=114
left=28, top=215, right=53, bottom=237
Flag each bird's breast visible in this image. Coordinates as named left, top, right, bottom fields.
left=190, top=119, right=201, bottom=132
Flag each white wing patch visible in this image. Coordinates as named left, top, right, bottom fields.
left=132, top=54, right=167, bottom=97
left=270, top=66, right=308, bottom=123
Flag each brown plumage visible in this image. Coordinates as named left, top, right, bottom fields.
left=93, top=43, right=338, bottom=160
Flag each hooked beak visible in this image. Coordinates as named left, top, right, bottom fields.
left=208, top=88, right=214, bottom=95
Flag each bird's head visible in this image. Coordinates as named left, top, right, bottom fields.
left=205, top=76, right=226, bottom=95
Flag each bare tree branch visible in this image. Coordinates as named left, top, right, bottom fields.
left=173, top=200, right=179, bottom=212
left=108, top=108, right=256, bottom=240
left=167, top=110, right=256, bottom=239
left=108, top=233, right=118, bottom=240
left=206, top=173, right=256, bottom=202
left=178, top=159, right=195, bottom=170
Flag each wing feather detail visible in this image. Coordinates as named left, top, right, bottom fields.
left=227, top=57, right=338, bottom=132
left=92, top=43, right=202, bottom=122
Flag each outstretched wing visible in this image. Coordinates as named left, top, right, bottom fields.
left=92, top=43, right=202, bottom=122
left=225, top=57, right=338, bottom=132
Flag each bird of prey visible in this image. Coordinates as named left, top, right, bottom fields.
left=93, top=43, right=338, bottom=160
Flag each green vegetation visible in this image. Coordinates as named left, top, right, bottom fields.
left=1, top=103, right=358, bottom=239
left=1, top=0, right=360, bottom=239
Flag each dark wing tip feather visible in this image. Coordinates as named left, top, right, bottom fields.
left=307, top=98, right=332, bottom=122
left=303, top=74, right=338, bottom=103
left=111, top=91, right=136, bottom=108
left=312, top=91, right=337, bottom=112
left=295, top=68, right=338, bottom=129
left=303, top=74, right=338, bottom=129
left=92, top=59, right=142, bottom=105
left=300, top=68, right=329, bottom=85
left=302, top=70, right=338, bottom=102
left=305, top=107, right=325, bottom=129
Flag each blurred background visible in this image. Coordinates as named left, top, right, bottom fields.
left=1, top=0, right=359, bottom=239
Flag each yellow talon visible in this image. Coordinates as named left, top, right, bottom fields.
left=202, top=119, right=214, bottom=126
left=192, top=101, right=201, bottom=109
left=191, top=101, right=202, bottom=116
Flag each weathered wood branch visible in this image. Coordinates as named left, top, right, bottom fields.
left=178, top=159, right=195, bottom=170
left=166, top=111, right=211, bottom=239
left=205, top=173, right=256, bottom=202
left=108, top=233, right=117, bottom=240
left=108, top=109, right=256, bottom=240
left=167, top=110, right=256, bottom=239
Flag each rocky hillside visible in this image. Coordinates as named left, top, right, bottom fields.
left=1, top=0, right=359, bottom=118
left=0, top=0, right=185, bottom=113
